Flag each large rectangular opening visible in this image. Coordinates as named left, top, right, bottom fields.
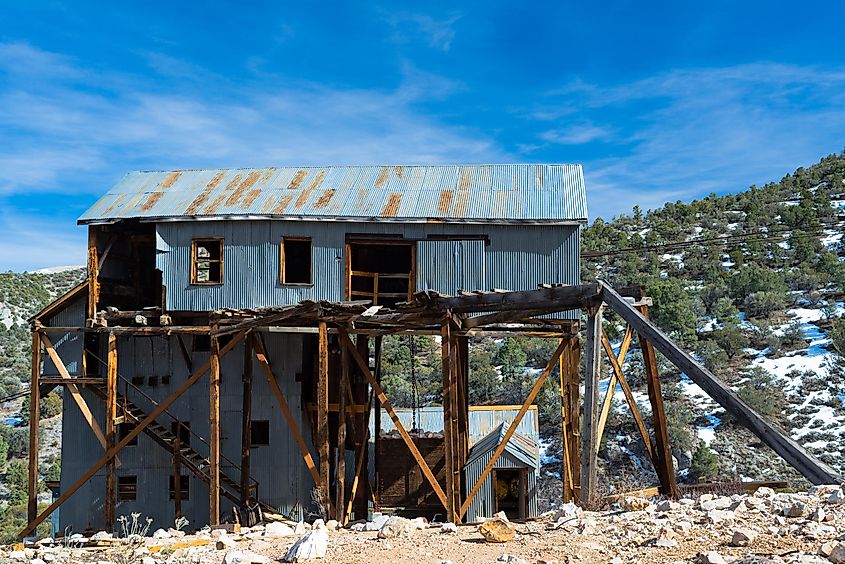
left=346, top=239, right=414, bottom=307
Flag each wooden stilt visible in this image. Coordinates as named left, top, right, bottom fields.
left=209, top=330, right=221, bottom=526
left=241, top=333, right=253, bottom=505
left=460, top=338, right=568, bottom=519
left=337, top=340, right=349, bottom=521
left=105, top=333, right=117, bottom=531
left=352, top=335, right=370, bottom=520
left=581, top=306, right=603, bottom=507
left=638, top=305, right=678, bottom=497
left=173, top=425, right=182, bottom=519
left=448, top=329, right=462, bottom=517
left=19, top=331, right=247, bottom=539
left=372, top=335, right=383, bottom=511
left=27, top=332, right=41, bottom=525
left=317, top=322, right=331, bottom=512
left=568, top=338, right=582, bottom=499
left=87, top=228, right=99, bottom=321
left=559, top=338, right=574, bottom=502
left=345, top=386, right=373, bottom=525
left=440, top=319, right=455, bottom=521
left=596, top=328, right=633, bottom=447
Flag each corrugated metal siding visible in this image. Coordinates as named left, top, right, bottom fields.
left=417, top=240, right=485, bottom=294
left=157, top=220, right=579, bottom=315
left=80, top=164, right=588, bottom=224
left=43, top=293, right=86, bottom=376
left=59, top=332, right=315, bottom=531
left=372, top=406, right=539, bottom=446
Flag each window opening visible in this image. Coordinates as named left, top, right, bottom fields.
left=281, top=237, right=312, bottom=284
left=191, top=239, right=223, bottom=284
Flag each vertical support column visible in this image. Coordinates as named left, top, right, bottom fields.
left=559, top=338, right=573, bottom=502
left=448, top=328, right=461, bottom=514
left=352, top=335, right=370, bottom=520
left=456, top=336, right=469, bottom=475
left=440, top=319, right=456, bottom=522
left=87, top=227, right=99, bottom=320
left=317, top=322, right=330, bottom=509
left=372, top=335, right=383, bottom=511
left=105, top=332, right=118, bottom=530
left=581, top=307, right=603, bottom=506
left=209, top=330, right=221, bottom=526
left=567, top=337, right=582, bottom=500
left=173, top=426, right=182, bottom=519
left=27, top=332, right=41, bottom=525
left=337, top=339, right=349, bottom=521
left=240, top=333, right=253, bottom=506
left=638, top=306, right=679, bottom=497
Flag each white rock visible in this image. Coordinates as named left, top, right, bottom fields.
left=810, top=506, right=826, bottom=522
left=729, top=528, right=757, bottom=547
left=783, top=501, right=808, bottom=518
left=698, top=552, right=727, bottom=564
left=223, top=550, right=271, bottom=564
left=754, top=487, right=775, bottom=497
left=655, top=538, right=678, bottom=548
left=350, top=522, right=366, bottom=532
left=264, top=522, right=295, bottom=537
left=377, top=516, right=416, bottom=539
left=410, top=517, right=428, bottom=530
left=827, top=489, right=845, bottom=505
left=365, top=514, right=389, bottom=531
left=141, top=558, right=156, bottom=564
left=706, top=509, right=734, bottom=525
left=217, top=535, right=238, bottom=549
left=312, top=519, right=326, bottom=530
left=324, top=519, right=339, bottom=531
left=294, top=521, right=310, bottom=534
left=9, top=551, right=27, bottom=561
left=283, top=529, right=329, bottom=561
left=440, top=522, right=458, bottom=534
left=29, top=559, right=46, bottom=564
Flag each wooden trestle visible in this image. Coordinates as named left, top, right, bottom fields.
left=21, top=282, right=842, bottom=538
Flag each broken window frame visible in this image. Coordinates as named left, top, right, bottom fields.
left=117, top=476, right=138, bottom=501
left=280, top=237, right=313, bottom=285
left=250, top=420, right=270, bottom=446
left=168, top=475, right=190, bottom=501
left=190, top=238, right=224, bottom=285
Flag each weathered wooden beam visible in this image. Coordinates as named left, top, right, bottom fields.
left=566, top=338, right=582, bottom=500
left=317, top=322, right=330, bottom=510
left=460, top=338, right=568, bottom=519
left=87, top=228, right=99, bottom=320
left=27, top=333, right=40, bottom=524
left=372, top=336, right=383, bottom=509
left=19, top=331, right=247, bottom=539
left=425, top=283, right=601, bottom=314
left=461, top=309, right=552, bottom=329
left=240, top=333, right=253, bottom=505
left=599, top=331, right=655, bottom=463
left=252, top=333, right=321, bottom=486
left=337, top=341, right=349, bottom=522
left=596, top=327, right=633, bottom=446
left=599, top=281, right=843, bottom=485
left=338, top=329, right=448, bottom=510
left=209, top=331, right=221, bottom=526
left=440, top=320, right=456, bottom=521
left=345, top=388, right=372, bottom=525
left=105, top=333, right=118, bottom=530
left=581, top=305, right=603, bottom=506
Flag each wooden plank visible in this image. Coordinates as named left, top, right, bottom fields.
left=440, top=321, right=455, bottom=521
left=27, top=333, right=40, bottom=524
left=209, top=332, right=221, bottom=525
left=345, top=387, right=373, bottom=525
left=337, top=341, right=349, bottom=521
left=449, top=329, right=462, bottom=516
left=19, top=331, right=247, bottom=539
left=567, top=338, right=581, bottom=500
left=427, top=283, right=601, bottom=314
left=104, top=333, right=118, bottom=530
left=175, top=334, right=193, bottom=373
left=599, top=281, right=843, bottom=485
left=600, top=331, right=654, bottom=462
left=558, top=339, right=574, bottom=502
left=461, top=309, right=551, bottom=329
left=87, top=228, right=99, bottom=320
left=372, top=336, right=383, bottom=510
left=317, top=322, right=330, bottom=508
left=580, top=305, right=602, bottom=506
left=352, top=335, right=370, bottom=520
left=596, top=327, right=633, bottom=446
left=338, top=329, right=448, bottom=510
left=252, top=334, right=321, bottom=486
left=240, top=333, right=253, bottom=505
left=460, top=338, right=568, bottom=519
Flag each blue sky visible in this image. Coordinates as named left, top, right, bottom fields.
left=1, top=1, right=844, bottom=271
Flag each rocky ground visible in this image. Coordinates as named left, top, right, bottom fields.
left=5, top=485, right=845, bottom=563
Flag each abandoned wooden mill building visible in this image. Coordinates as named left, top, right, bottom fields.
left=22, top=164, right=842, bottom=538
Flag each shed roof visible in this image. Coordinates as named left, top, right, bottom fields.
left=465, top=422, right=539, bottom=469
left=78, top=164, right=587, bottom=225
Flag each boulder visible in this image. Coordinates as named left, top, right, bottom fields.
left=440, top=522, right=458, bottom=534
left=324, top=520, right=339, bottom=532
left=783, top=501, right=808, bottom=518
left=377, top=516, right=416, bottom=539
left=264, top=522, right=295, bottom=538
left=152, top=528, right=171, bottom=539
left=283, top=529, right=329, bottom=562
left=829, top=543, right=845, bottom=564
left=479, top=516, right=516, bottom=543
left=706, top=509, right=735, bottom=525
left=311, top=519, right=326, bottom=530
left=223, top=550, right=271, bottom=564
left=697, top=552, right=727, bottom=564
left=366, top=514, right=390, bottom=531
left=216, top=535, right=239, bottom=550
left=620, top=497, right=651, bottom=512
left=828, top=489, right=845, bottom=505
left=294, top=521, right=310, bottom=534
left=729, top=528, right=757, bottom=547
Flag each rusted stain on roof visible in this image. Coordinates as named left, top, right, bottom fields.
left=294, top=170, right=326, bottom=208
left=375, top=167, right=389, bottom=188
left=258, top=167, right=277, bottom=184
left=226, top=170, right=261, bottom=206
left=458, top=169, right=473, bottom=191
left=207, top=171, right=227, bottom=190
left=185, top=173, right=229, bottom=215
left=102, top=193, right=127, bottom=216
left=454, top=190, right=470, bottom=217
left=437, top=190, right=453, bottom=214
left=353, top=188, right=369, bottom=213
left=380, top=192, right=402, bottom=217
left=272, top=193, right=294, bottom=214
left=157, top=171, right=182, bottom=190
left=140, top=191, right=164, bottom=212
left=394, top=166, right=404, bottom=179
left=313, top=189, right=336, bottom=209
left=202, top=194, right=227, bottom=215
left=242, top=189, right=262, bottom=208
left=288, top=170, right=307, bottom=190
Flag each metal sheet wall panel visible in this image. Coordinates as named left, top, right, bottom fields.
left=462, top=448, right=540, bottom=523
left=417, top=240, right=485, bottom=294
left=43, top=293, right=86, bottom=376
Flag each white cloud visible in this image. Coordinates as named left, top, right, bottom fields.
left=540, top=124, right=612, bottom=145
left=387, top=12, right=463, bottom=51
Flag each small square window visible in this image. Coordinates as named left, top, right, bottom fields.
left=131, top=376, right=145, bottom=386
left=169, top=475, right=190, bottom=501
left=148, top=376, right=158, bottom=387
left=118, top=476, right=137, bottom=501
left=281, top=238, right=312, bottom=285
left=250, top=420, right=270, bottom=446
left=118, top=422, right=138, bottom=446
left=191, top=239, right=224, bottom=285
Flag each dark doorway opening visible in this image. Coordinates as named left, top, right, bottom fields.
left=347, top=240, right=414, bottom=307
left=493, top=469, right=527, bottom=519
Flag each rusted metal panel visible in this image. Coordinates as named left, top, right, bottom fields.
left=79, top=165, right=587, bottom=224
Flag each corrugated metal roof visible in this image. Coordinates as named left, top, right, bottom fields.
left=465, top=422, right=538, bottom=469
left=79, top=164, right=588, bottom=224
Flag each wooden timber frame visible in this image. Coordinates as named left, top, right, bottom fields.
left=21, top=280, right=844, bottom=538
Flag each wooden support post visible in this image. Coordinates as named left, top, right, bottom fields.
left=639, top=306, right=679, bottom=498
left=87, top=227, right=99, bottom=320
left=240, top=334, right=253, bottom=505
left=104, top=333, right=118, bottom=531
left=337, top=340, right=349, bottom=521
left=596, top=328, right=633, bottom=447
left=173, top=426, right=182, bottom=519
left=372, top=335, right=383, bottom=510
left=581, top=305, right=603, bottom=507
left=352, top=335, right=370, bottom=521
left=558, top=338, right=575, bottom=502
left=27, top=333, right=41, bottom=525
left=460, top=339, right=568, bottom=519
left=449, top=329, right=462, bottom=516
left=567, top=338, right=582, bottom=500
left=440, top=319, right=456, bottom=521
left=20, top=331, right=247, bottom=539
left=339, top=329, right=449, bottom=510
left=457, top=336, right=469, bottom=471
left=209, top=330, right=221, bottom=526
left=317, top=322, right=330, bottom=512
left=345, top=386, right=373, bottom=525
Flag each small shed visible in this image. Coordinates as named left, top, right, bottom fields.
left=463, top=423, right=540, bottom=523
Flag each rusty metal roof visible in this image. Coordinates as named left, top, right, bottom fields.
left=79, top=164, right=587, bottom=224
